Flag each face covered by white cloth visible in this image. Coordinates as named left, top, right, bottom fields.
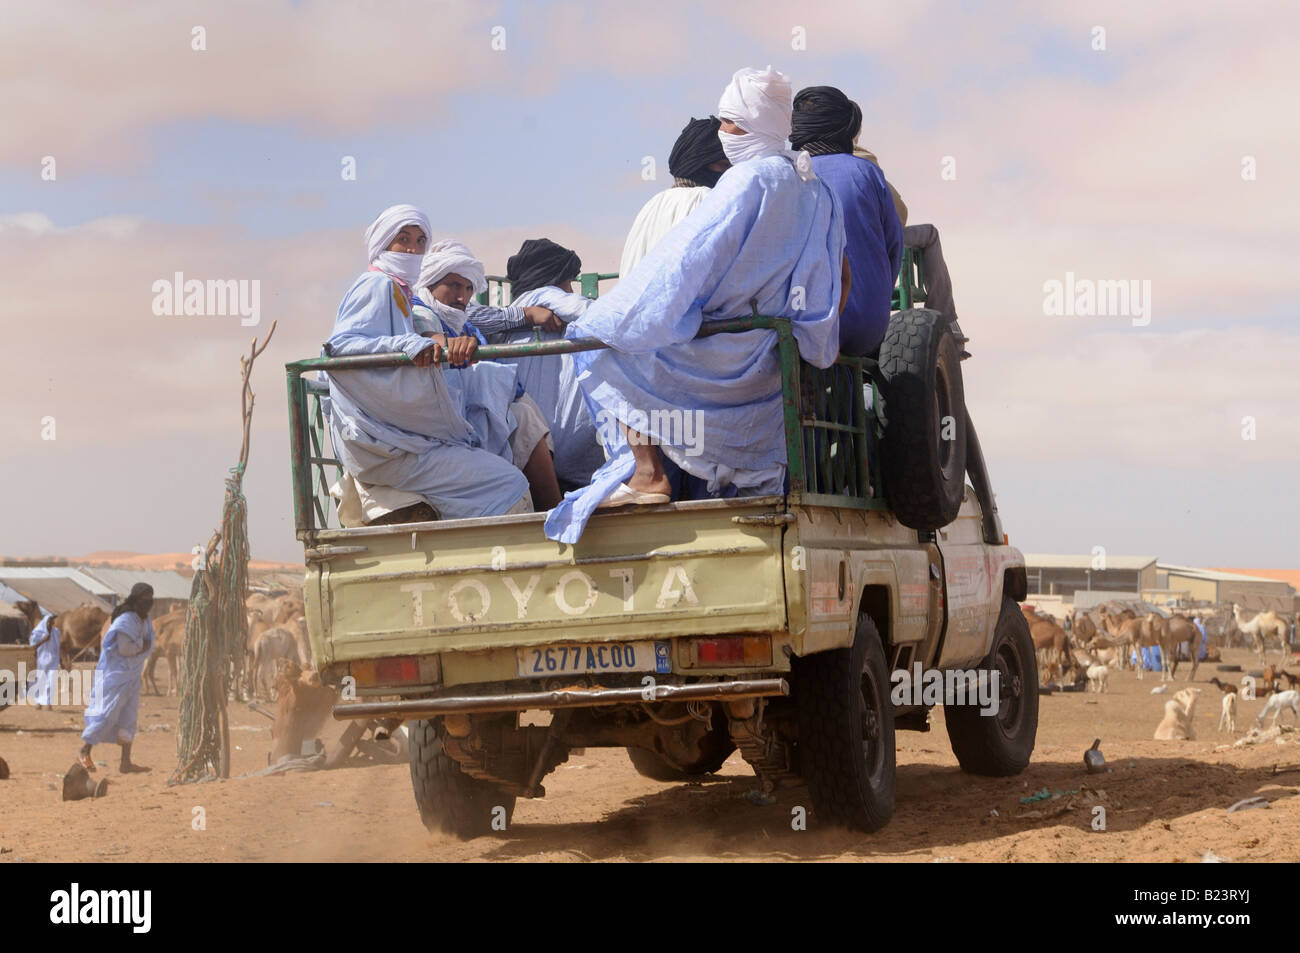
left=364, top=204, right=431, bottom=289
left=716, top=66, right=814, bottom=181
left=417, top=240, right=488, bottom=299
left=414, top=240, right=489, bottom=335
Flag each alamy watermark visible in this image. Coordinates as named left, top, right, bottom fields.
left=151, top=272, right=261, bottom=326
left=1042, top=272, right=1151, bottom=326
left=0, top=665, right=100, bottom=707
left=594, top=403, right=705, bottom=456
left=891, top=663, right=1001, bottom=716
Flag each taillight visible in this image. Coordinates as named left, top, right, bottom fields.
left=690, top=636, right=771, bottom=668
left=350, top=655, right=439, bottom=687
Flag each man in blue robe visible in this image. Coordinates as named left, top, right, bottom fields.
left=79, top=583, right=154, bottom=773
left=544, top=66, right=846, bottom=544
left=494, top=239, right=605, bottom=488
left=27, top=609, right=60, bottom=710
left=323, top=205, right=530, bottom=520
left=790, top=85, right=902, bottom=357
left=413, top=240, right=562, bottom=508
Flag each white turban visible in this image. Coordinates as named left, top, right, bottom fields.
left=363, top=204, right=431, bottom=263
left=417, top=240, right=487, bottom=294
left=717, top=66, right=814, bottom=181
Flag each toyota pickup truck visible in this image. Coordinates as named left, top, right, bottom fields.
left=285, top=253, right=1035, bottom=837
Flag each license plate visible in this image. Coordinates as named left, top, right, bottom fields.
left=517, top=641, right=671, bottom=678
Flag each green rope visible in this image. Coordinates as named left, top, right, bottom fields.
left=170, top=465, right=251, bottom=784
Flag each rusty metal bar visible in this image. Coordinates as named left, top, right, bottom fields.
left=331, top=677, right=790, bottom=720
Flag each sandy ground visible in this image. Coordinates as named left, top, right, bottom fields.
left=2, top=646, right=1297, bottom=863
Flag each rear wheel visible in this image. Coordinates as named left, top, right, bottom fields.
left=945, top=597, right=1039, bottom=776
left=408, top=719, right=516, bottom=839
left=794, top=615, right=896, bottom=831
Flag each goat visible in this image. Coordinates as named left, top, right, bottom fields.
left=1218, top=692, right=1237, bottom=733
left=1256, top=689, right=1300, bottom=729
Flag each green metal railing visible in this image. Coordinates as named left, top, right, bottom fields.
left=475, top=271, right=618, bottom=308
left=285, top=318, right=885, bottom=536
left=891, top=246, right=926, bottom=312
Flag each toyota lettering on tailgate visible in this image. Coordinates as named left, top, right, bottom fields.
left=398, top=563, right=700, bottom=626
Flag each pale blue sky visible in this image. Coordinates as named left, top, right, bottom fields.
left=1, top=0, right=1296, bottom=567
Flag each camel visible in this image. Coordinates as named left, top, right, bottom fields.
left=269, top=658, right=337, bottom=763
left=1233, top=604, right=1289, bottom=663
left=1153, top=687, right=1201, bottom=740
left=1139, top=612, right=1179, bottom=682
left=252, top=627, right=301, bottom=700
left=1099, top=609, right=1145, bottom=674
left=1196, top=606, right=1239, bottom=648
left=14, top=600, right=42, bottom=630
left=1071, top=610, right=1099, bottom=643
left=1021, top=605, right=1073, bottom=686
left=1165, top=614, right=1206, bottom=682
left=52, top=605, right=109, bottom=667
left=283, top=614, right=311, bottom=670
left=273, top=598, right=304, bottom=625
left=142, top=607, right=188, bottom=695
left=246, top=592, right=280, bottom=626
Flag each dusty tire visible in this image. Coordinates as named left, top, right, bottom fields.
left=794, top=615, right=896, bottom=832
left=625, top=721, right=735, bottom=781
left=945, top=598, right=1039, bottom=776
left=408, top=719, right=516, bottom=839
left=877, top=308, right=967, bottom=530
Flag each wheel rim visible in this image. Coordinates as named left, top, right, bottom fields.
left=996, top=637, right=1026, bottom=738
left=860, top=664, right=886, bottom=783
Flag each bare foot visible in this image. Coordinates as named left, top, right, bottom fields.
left=119, top=762, right=151, bottom=774
left=625, top=473, right=671, bottom=497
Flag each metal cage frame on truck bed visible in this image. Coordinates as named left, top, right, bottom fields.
left=285, top=318, right=889, bottom=537
left=285, top=247, right=936, bottom=536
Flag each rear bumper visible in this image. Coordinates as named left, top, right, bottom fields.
left=331, top=677, right=789, bottom=720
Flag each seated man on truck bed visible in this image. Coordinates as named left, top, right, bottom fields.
left=544, top=65, right=845, bottom=544
left=619, top=115, right=730, bottom=275
left=790, top=85, right=901, bottom=357
left=412, top=240, right=562, bottom=509
left=322, top=204, right=531, bottom=520
left=489, top=238, right=606, bottom=487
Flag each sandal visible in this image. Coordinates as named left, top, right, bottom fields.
left=77, top=753, right=96, bottom=773
left=598, top=483, right=670, bottom=508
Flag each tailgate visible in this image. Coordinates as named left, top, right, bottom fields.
left=307, top=496, right=789, bottom=667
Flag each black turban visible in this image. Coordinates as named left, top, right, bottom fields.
left=790, top=85, right=862, bottom=155
left=112, top=582, right=154, bottom=620
left=668, top=116, right=727, bottom=187
left=507, top=239, right=582, bottom=299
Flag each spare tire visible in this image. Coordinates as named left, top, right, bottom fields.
left=877, top=308, right=967, bottom=529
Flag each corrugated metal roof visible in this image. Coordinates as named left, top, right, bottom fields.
left=0, top=578, right=111, bottom=615
left=80, top=567, right=193, bottom=601
left=0, top=582, right=32, bottom=606
left=1159, top=564, right=1295, bottom=586
left=0, top=567, right=116, bottom=598
left=1023, top=554, right=1158, bottom=571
